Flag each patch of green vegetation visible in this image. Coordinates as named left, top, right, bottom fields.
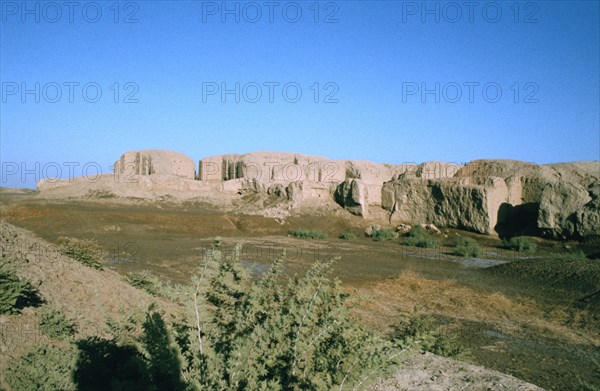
left=403, top=226, right=438, bottom=248
left=551, top=250, right=588, bottom=261
left=371, top=229, right=396, bottom=242
left=391, top=314, right=465, bottom=358
left=39, top=308, right=76, bottom=340
left=453, top=237, right=480, bottom=257
left=338, top=232, right=357, bottom=240
left=58, top=237, right=104, bottom=269
left=158, top=243, right=401, bottom=389
left=501, top=236, right=537, bottom=255
left=6, top=344, right=79, bottom=391
left=289, top=229, right=326, bottom=239
left=126, top=270, right=165, bottom=296
left=0, top=260, right=42, bottom=314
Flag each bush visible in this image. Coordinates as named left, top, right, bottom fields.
left=404, top=226, right=438, bottom=248
left=6, top=344, right=78, bottom=391
left=126, top=270, right=165, bottom=296
left=371, top=229, right=396, bottom=242
left=453, top=237, right=480, bottom=257
left=289, top=229, right=326, bottom=239
left=338, top=232, right=357, bottom=240
left=0, top=260, right=41, bottom=314
left=502, top=236, right=537, bottom=255
left=39, top=308, right=76, bottom=340
left=159, top=243, right=401, bottom=389
left=391, top=314, right=464, bottom=358
left=58, top=237, right=104, bottom=269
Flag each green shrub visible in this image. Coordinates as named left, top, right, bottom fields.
left=289, top=229, right=326, bottom=239
left=5, top=344, right=78, bottom=391
left=502, top=236, right=537, bottom=255
left=126, top=270, right=165, bottom=296
left=453, top=237, right=480, bottom=257
left=0, top=261, right=41, bottom=314
left=372, top=229, right=396, bottom=242
left=391, top=314, right=464, bottom=358
left=58, top=237, right=104, bottom=269
left=39, top=308, right=76, bottom=340
left=338, top=232, right=357, bottom=240
left=404, top=226, right=438, bottom=248
left=159, top=243, right=401, bottom=389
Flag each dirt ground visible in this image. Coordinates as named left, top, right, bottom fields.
left=1, top=192, right=599, bottom=390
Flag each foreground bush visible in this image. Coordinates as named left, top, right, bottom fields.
left=453, top=237, right=480, bottom=257
left=404, top=226, right=438, bottom=248
left=166, top=243, right=400, bottom=389
left=126, top=270, right=165, bottom=296
left=39, top=308, right=76, bottom=340
left=289, top=229, right=326, bottom=239
left=0, top=260, right=41, bottom=314
left=6, top=344, right=78, bottom=391
left=58, top=237, right=104, bottom=269
left=502, top=236, right=537, bottom=255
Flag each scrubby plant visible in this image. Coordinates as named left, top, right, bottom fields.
left=58, top=237, right=104, bottom=269
left=502, top=236, right=537, bottom=255
left=39, top=308, right=76, bottom=340
left=126, top=270, right=165, bottom=296
left=404, top=226, right=438, bottom=248
left=0, top=260, right=41, bottom=314
left=288, top=229, right=327, bottom=239
left=371, top=229, right=396, bottom=242
left=338, top=232, right=357, bottom=240
left=161, top=242, right=401, bottom=389
left=391, top=314, right=464, bottom=358
left=5, top=344, right=79, bottom=391
left=453, top=237, right=480, bottom=257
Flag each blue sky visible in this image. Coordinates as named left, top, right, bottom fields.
left=1, top=0, right=599, bottom=188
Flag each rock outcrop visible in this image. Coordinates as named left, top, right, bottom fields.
left=35, top=150, right=599, bottom=239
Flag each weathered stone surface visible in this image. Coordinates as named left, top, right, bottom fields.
left=382, top=178, right=503, bottom=234
left=36, top=150, right=599, bottom=239
left=538, top=180, right=600, bottom=238
left=335, top=179, right=369, bottom=216
left=114, top=150, right=195, bottom=180
left=198, top=151, right=345, bottom=184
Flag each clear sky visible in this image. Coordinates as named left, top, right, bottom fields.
left=1, top=0, right=599, bottom=188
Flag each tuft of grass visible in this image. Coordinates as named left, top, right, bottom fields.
left=502, top=236, right=537, bottom=255
left=551, top=250, right=588, bottom=261
left=289, top=229, right=326, bottom=239
left=453, top=237, right=480, bottom=257
left=339, top=232, right=357, bottom=240
left=404, top=226, right=438, bottom=248
left=391, top=314, right=465, bottom=358
left=58, top=237, right=104, bottom=269
left=39, top=308, right=76, bottom=340
left=371, top=229, right=396, bottom=242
